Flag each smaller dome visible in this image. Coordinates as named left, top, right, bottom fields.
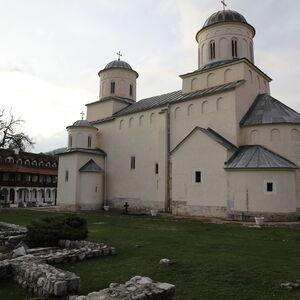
left=203, top=10, right=248, bottom=29
left=72, top=120, right=93, bottom=127
left=104, top=60, right=133, bottom=71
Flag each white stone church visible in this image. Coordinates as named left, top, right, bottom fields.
left=57, top=8, right=300, bottom=220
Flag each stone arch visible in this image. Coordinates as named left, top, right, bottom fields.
left=250, top=130, right=259, bottom=144
left=219, top=37, right=228, bottom=58
left=224, top=68, right=233, bottom=83
left=201, top=101, right=209, bottom=114
left=5, top=156, right=14, bottom=164
left=150, top=113, right=155, bottom=124
left=139, top=115, right=144, bottom=127
left=264, top=81, right=268, bottom=93
left=174, top=107, right=181, bottom=119
left=242, top=39, right=248, bottom=58
left=291, top=128, right=300, bottom=141
left=207, top=73, right=215, bottom=88
left=16, top=158, right=22, bottom=165
left=249, top=70, right=253, bottom=83
left=191, top=77, right=198, bottom=91
left=119, top=119, right=124, bottom=130
left=270, top=128, right=280, bottom=141
left=216, top=97, right=227, bottom=111
left=187, top=104, right=194, bottom=116
left=129, top=117, right=134, bottom=128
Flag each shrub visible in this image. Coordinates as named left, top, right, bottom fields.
left=26, top=216, right=88, bottom=247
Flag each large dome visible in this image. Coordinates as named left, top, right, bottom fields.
left=200, top=10, right=255, bottom=35
left=104, top=60, right=133, bottom=71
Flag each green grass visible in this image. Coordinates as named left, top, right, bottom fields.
left=1, top=208, right=300, bottom=299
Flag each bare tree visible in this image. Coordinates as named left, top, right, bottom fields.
left=0, top=109, right=34, bottom=151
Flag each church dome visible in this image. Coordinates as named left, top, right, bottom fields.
left=200, top=10, right=255, bottom=36
left=104, top=60, right=133, bottom=71
left=72, top=120, right=93, bottom=127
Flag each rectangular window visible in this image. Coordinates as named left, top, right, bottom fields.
left=264, top=180, right=276, bottom=194
left=130, top=84, right=133, bottom=96
left=88, top=136, right=92, bottom=148
left=65, top=170, right=69, bottom=182
left=155, top=163, right=159, bottom=174
left=195, top=171, right=201, bottom=183
left=267, top=182, right=273, bottom=192
left=110, top=82, right=115, bottom=94
left=131, top=156, right=135, bottom=169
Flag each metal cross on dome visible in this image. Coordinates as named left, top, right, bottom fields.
left=80, top=111, right=85, bottom=120
left=116, top=51, right=122, bottom=61
left=221, top=0, right=227, bottom=10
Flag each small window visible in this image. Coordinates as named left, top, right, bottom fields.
left=110, top=81, right=115, bottom=94
left=267, top=182, right=273, bottom=192
left=232, top=39, right=238, bottom=58
left=155, top=163, right=159, bottom=174
left=264, top=180, right=275, bottom=194
left=88, top=136, right=92, bottom=148
left=65, top=170, right=69, bottom=182
left=209, top=41, right=215, bottom=60
left=131, top=156, right=135, bottom=169
left=129, top=84, right=133, bottom=96
left=195, top=171, right=201, bottom=183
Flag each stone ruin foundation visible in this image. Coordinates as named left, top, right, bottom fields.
left=0, top=222, right=175, bottom=299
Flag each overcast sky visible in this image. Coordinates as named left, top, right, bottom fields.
left=1, top=0, right=299, bottom=153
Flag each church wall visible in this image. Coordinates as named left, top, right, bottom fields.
left=240, top=123, right=300, bottom=208
left=86, top=100, right=129, bottom=122
left=170, top=89, right=238, bottom=149
left=78, top=172, right=103, bottom=210
left=227, top=170, right=297, bottom=215
left=197, top=23, right=255, bottom=68
left=95, top=107, right=167, bottom=211
left=182, top=61, right=245, bottom=93
left=57, top=153, right=80, bottom=211
left=68, top=127, right=97, bottom=149
left=99, top=69, right=137, bottom=100
left=57, top=153, right=105, bottom=211
left=171, top=130, right=230, bottom=217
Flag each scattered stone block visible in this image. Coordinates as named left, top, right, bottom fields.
left=159, top=258, right=176, bottom=266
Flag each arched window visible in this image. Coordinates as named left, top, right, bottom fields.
left=5, top=157, right=14, bottom=164
left=32, top=160, right=37, bottom=166
left=249, top=42, right=254, bottom=62
left=187, top=104, right=194, bottom=116
left=129, top=117, right=134, bottom=128
left=110, top=81, right=115, bottom=94
left=174, top=107, right=181, bottom=119
left=88, top=136, right=92, bottom=148
left=46, top=162, right=51, bottom=167
left=231, top=38, right=238, bottom=58
left=291, top=129, right=300, bottom=141
left=39, top=161, right=44, bottom=167
left=150, top=113, right=155, bottom=125
left=209, top=41, right=216, bottom=60
left=24, top=159, right=30, bottom=166
left=139, top=115, right=144, bottom=127
left=129, top=84, right=133, bottom=96
left=52, top=163, right=57, bottom=168
left=68, top=134, right=72, bottom=148
left=119, top=119, right=124, bottom=130
left=17, top=158, right=22, bottom=165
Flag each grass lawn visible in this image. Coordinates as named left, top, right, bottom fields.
left=1, top=208, right=300, bottom=299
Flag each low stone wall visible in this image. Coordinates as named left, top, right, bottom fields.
left=12, top=261, right=80, bottom=297
left=69, top=276, right=175, bottom=300
left=108, top=197, right=165, bottom=211
left=228, top=211, right=300, bottom=222
left=0, top=222, right=28, bottom=250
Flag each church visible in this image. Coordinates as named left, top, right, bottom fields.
left=57, top=7, right=300, bottom=221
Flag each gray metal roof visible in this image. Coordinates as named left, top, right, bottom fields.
left=108, top=80, right=245, bottom=119
left=171, top=127, right=237, bottom=154
left=98, top=59, right=139, bottom=78
left=86, top=96, right=135, bottom=107
left=58, top=148, right=106, bottom=156
left=225, top=145, right=298, bottom=169
left=71, top=120, right=94, bottom=127
left=105, top=60, right=132, bottom=70
left=79, top=159, right=104, bottom=173
left=240, top=94, right=300, bottom=127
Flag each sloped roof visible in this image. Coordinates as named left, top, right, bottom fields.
left=86, top=96, right=135, bottom=106
left=240, top=94, right=300, bottom=127
left=79, top=159, right=104, bottom=173
left=225, top=145, right=298, bottom=169
left=58, top=148, right=106, bottom=156
left=171, top=127, right=237, bottom=154
left=96, top=80, right=244, bottom=122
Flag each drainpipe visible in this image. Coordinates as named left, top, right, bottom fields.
left=160, top=104, right=171, bottom=213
